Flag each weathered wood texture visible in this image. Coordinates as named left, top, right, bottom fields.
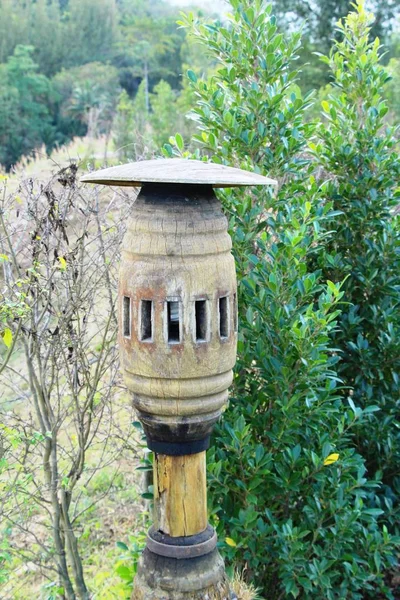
left=119, top=185, right=238, bottom=446
left=154, top=452, right=208, bottom=537
left=81, top=157, right=277, bottom=188
left=132, top=579, right=231, bottom=600
left=132, top=548, right=231, bottom=599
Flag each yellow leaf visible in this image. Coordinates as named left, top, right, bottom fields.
left=321, top=100, right=330, bottom=113
left=58, top=256, right=67, bottom=271
left=225, top=537, right=237, bottom=547
left=323, top=453, right=340, bottom=466
left=2, top=328, right=12, bottom=348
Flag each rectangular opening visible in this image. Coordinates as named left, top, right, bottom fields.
left=167, top=301, right=181, bottom=343
left=140, top=300, right=153, bottom=342
left=233, top=293, right=238, bottom=332
left=195, top=300, right=207, bottom=342
left=219, top=296, right=229, bottom=339
left=123, top=296, right=131, bottom=338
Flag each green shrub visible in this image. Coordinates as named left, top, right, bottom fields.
left=149, top=80, right=178, bottom=149
left=312, top=1, right=400, bottom=520
left=165, top=1, right=400, bottom=597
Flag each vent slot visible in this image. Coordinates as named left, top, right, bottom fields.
left=140, top=300, right=153, bottom=342
left=123, top=296, right=131, bottom=338
left=195, top=300, right=207, bottom=342
left=219, top=296, right=229, bottom=339
left=167, top=301, right=181, bottom=343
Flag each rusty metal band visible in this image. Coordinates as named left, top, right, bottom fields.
left=146, top=529, right=217, bottom=559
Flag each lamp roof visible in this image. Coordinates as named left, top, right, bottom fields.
left=80, top=158, right=277, bottom=188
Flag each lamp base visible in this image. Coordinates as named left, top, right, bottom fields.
left=131, top=548, right=232, bottom=600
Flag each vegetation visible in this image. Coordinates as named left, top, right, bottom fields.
left=313, top=2, right=400, bottom=525
left=0, top=0, right=194, bottom=169
left=0, top=166, right=141, bottom=599
left=163, top=0, right=400, bottom=597
left=0, top=0, right=399, bottom=171
left=1, top=0, right=400, bottom=599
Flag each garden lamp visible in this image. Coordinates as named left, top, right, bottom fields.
left=81, top=158, right=276, bottom=599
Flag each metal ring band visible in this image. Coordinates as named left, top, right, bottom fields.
left=149, top=524, right=215, bottom=547
left=146, top=529, right=217, bottom=559
left=146, top=436, right=211, bottom=456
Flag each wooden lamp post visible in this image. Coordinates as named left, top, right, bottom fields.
left=81, top=159, right=276, bottom=599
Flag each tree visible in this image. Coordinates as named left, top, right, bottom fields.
left=113, top=82, right=155, bottom=161
left=0, top=0, right=29, bottom=64
left=62, top=0, right=119, bottom=68
left=115, top=0, right=184, bottom=105
left=0, top=0, right=64, bottom=77
left=53, top=62, right=120, bottom=148
left=113, top=90, right=136, bottom=162
left=272, top=0, right=399, bottom=50
left=312, top=1, right=400, bottom=511
left=149, top=80, right=178, bottom=148
left=165, top=1, right=400, bottom=597
left=0, top=75, right=21, bottom=169
left=270, top=0, right=400, bottom=91
left=0, top=45, right=55, bottom=170
left=25, top=0, right=64, bottom=77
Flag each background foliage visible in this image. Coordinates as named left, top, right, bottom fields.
left=0, top=0, right=400, bottom=171
left=1, top=0, right=400, bottom=599
left=312, top=1, right=400, bottom=530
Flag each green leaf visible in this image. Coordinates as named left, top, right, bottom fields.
left=175, top=133, right=184, bottom=152
left=187, top=69, right=197, bottom=83
left=116, top=564, right=132, bottom=581
left=116, top=541, right=129, bottom=551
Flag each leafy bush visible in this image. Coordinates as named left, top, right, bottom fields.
left=312, top=1, right=400, bottom=520
left=165, top=0, right=400, bottom=597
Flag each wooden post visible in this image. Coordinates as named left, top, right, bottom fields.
left=154, top=452, right=208, bottom=537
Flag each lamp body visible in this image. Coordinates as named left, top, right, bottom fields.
left=119, top=183, right=237, bottom=455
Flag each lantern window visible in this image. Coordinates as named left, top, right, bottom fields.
left=219, top=295, right=229, bottom=339
left=140, top=300, right=153, bottom=342
left=123, top=296, right=131, bottom=338
left=167, top=300, right=181, bottom=343
left=195, top=300, right=208, bottom=342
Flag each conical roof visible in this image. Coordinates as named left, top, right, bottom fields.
left=80, top=158, right=277, bottom=188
